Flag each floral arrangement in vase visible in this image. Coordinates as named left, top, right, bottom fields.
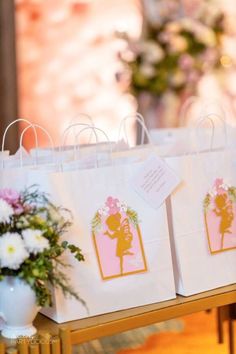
left=0, top=186, right=84, bottom=338
left=119, top=0, right=225, bottom=126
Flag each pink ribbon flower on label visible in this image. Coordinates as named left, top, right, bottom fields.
left=209, top=179, right=229, bottom=198
left=105, top=197, right=119, bottom=215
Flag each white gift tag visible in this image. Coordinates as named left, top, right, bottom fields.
left=131, top=154, right=181, bottom=209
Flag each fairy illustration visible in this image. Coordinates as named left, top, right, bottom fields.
left=92, top=196, right=147, bottom=279
left=104, top=212, right=134, bottom=275
left=213, top=193, right=234, bottom=250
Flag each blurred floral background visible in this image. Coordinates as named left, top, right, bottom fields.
left=15, top=0, right=236, bottom=147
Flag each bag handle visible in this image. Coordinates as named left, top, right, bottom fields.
left=2, top=118, right=38, bottom=152
left=194, top=112, right=227, bottom=151
left=1, top=119, right=38, bottom=168
left=19, top=123, right=55, bottom=167
left=67, top=114, right=94, bottom=145
left=118, top=113, right=153, bottom=146
left=180, top=96, right=228, bottom=127
left=75, top=126, right=112, bottom=168
left=186, top=114, right=231, bottom=188
left=61, top=123, right=97, bottom=161
left=61, top=123, right=94, bottom=146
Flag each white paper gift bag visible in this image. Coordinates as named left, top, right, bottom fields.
left=37, top=127, right=175, bottom=322
left=166, top=117, right=236, bottom=296
left=38, top=162, right=176, bottom=322
left=0, top=123, right=176, bottom=322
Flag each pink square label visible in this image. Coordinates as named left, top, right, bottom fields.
left=92, top=197, right=147, bottom=280
left=204, top=178, right=236, bottom=254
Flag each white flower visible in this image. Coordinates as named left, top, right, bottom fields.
left=195, top=26, right=216, bottom=47
left=120, top=206, right=127, bottom=212
left=0, top=198, right=14, bottom=224
left=209, top=188, right=217, bottom=198
left=117, top=201, right=128, bottom=212
left=220, top=183, right=229, bottom=191
left=140, top=41, right=164, bottom=63
left=139, top=63, right=156, bottom=78
left=98, top=206, right=109, bottom=216
left=169, top=35, right=188, bottom=53
left=22, top=229, right=50, bottom=255
left=0, top=232, right=29, bottom=270
left=142, top=41, right=164, bottom=64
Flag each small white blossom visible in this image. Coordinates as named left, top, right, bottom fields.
left=140, top=41, right=164, bottom=63
left=0, top=198, right=14, bottom=224
left=22, top=229, right=50, bottom=255
left=0, top=232, right=29, bottom=270
left=98, top=206, right=109, bottom=216
left=117, top=201, right=128, bottom=212
left=139, top=63, right=156, bottom=78
left=219, top=183, right=229, bottom=191
left=209, top=188, right=217, bottom=198
left=48, top=206, right=62, bottom=223
left=169, top=35, right=188, bottom=53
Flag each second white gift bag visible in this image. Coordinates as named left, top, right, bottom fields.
left=39, top=159, right=176, bottom=321
left=0, top=125, right=176, bottom=323
left=166, top=117, right=236, bottom=296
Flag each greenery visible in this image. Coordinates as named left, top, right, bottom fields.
left=228, top=186, right=236, bottom=203
left=0, top=186, right=85, bottom=307
left=122, top=3, right=225, bottom=98
left=91, top=212, right=102, bottom=233
left=126, top=208, right=139, bottom=227
left=92, top=202, right=139, bottom=230
left=203, top=193, right=211, bottom=212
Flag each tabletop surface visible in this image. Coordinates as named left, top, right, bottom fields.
left=34, top=284, right=236, bottom=344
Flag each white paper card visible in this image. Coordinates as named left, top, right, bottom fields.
left=131, top=154, right=181, bottom=209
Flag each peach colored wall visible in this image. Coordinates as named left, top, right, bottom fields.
left=15, top=0, right=142, bottom=149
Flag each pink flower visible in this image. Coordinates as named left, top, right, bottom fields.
left=214, top=178, right=225, bottom=195
left=106, top=197, right=118, bottom=208
left=105, top=197, right=120, bottom=215
left=0, top=189, right=20, bottom=206
left=158, top=32, right=171, bottom=44
left=0, top=188, right=24, bottom=215
left=14, top=204, right=25, bottom=215
left=179, top=54, right=194, bottom=71
left=187, top=70, right=200, bottom=83
left=215, top=178, right=223, bottom=189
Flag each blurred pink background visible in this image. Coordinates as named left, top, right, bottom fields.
left=15, top=0, right=142, bottom=148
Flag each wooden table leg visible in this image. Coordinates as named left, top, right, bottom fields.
left=228, top=304, right=236, bottom=354
left=59, top=328, right=72, bottom=354
left=217, top=307, right=224, bottom=344
left=0, top=342, right=5, bottom=354
left=229, top=317, right=234, bottom=354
